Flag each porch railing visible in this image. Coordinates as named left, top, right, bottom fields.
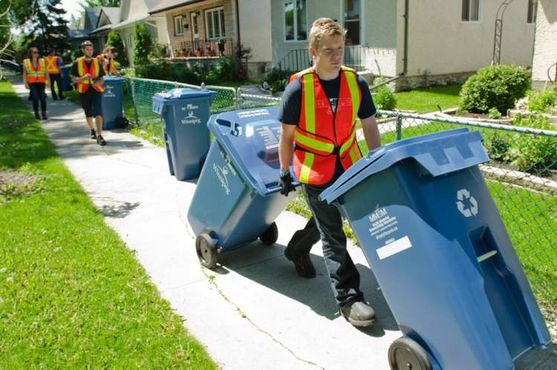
left=277, top=45, right=367, bottom=72
left=167, top=38, right=235, bottom=58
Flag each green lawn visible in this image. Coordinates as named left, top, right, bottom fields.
left=394, top=84, right=462, bottom=113
left=0, top=80, right=216, bottom=368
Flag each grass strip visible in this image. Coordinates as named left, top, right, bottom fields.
left=0, top=80, right=216, bottom=368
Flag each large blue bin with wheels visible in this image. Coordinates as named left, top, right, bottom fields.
left=321, top=129, right=552, bottom=370
left=60, top=65, right=73, bottom=91
left=153, top=88, right=216, bottom=181
left=101, top=76, right=125, bottom=130
left=187, top=107, right=298, bottom=268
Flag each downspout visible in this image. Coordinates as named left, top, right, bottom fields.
left=402, top=0, right=409, bottom=75
left=235, top=0, right=241, bottom=49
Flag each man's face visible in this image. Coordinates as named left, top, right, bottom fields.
left=82, top=45, right=93, bottom=58
left=311, top=35, right=344, bottom=75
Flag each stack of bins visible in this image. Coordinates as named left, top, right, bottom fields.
left=101, top=76, right=125, bottom=130
left=152, top=88, right=216, bottom=181
left=187, top=107, right=298, bottom=268
left=321, top=129, right=553, bottom=370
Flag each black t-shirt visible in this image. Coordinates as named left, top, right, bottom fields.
left=278, top=71, right=376, bottom=125
left=70, top=58, right=105, bottom=80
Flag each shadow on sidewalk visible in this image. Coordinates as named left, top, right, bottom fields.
left=214, top=241, right=399, bottom=337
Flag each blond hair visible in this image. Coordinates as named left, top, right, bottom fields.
left=308, top=18, right=346, bottom=50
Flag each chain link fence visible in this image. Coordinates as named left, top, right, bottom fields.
left=123, top=77, right=556, bottom=334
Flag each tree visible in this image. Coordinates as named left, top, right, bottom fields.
left=106, top=30, right=128, bottom=66
left=133, top=23, right=152, bottom=66
left=83, top=0, right=121, bottom=6
left=10, top=0, right=69, bottom=53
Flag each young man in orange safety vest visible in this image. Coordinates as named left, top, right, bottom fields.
left=278, top=18, right=381, bottom=328
left=45, top=49, right=65, bottom=100
left=22, top=46, right=48, bottom=120
left=71, top=40, right=106, bottom=146
left=96, top=46, right=119, bottom=76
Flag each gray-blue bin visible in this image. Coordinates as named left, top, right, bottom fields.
left=101, top=76, right=125, bottom=130
left=152, top=88, right=216, bottom=181
left=321, top=129, right=551, bottom=370
left=187, top=107, right=298, bottom=268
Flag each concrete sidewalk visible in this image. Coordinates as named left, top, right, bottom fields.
left=12, top=80, right=400, bottom=369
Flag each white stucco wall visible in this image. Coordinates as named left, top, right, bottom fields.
left=238, top=0, right=272, bottom=63
left=532, top=0, right=557, bottom=83
left=406, top=0, right=535, bottom=77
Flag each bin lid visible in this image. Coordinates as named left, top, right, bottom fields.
left=104, top=76, right=125, bottom=82
left=321, top=128, right=489, bottom=204
left=154, top=88, right=216, bottom=101
left=208, top=107, right=285, bottom=197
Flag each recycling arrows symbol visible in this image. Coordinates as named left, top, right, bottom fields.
left=456, top=188, right=478, bottom=218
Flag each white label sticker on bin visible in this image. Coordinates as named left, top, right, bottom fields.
left=377, top=236, right=412, bottom=260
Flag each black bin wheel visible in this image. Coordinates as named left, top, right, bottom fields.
left=388, top=336, right=432, bottom=370
left=259, top=222, right=278, bottom=246
left=196, top=233, right=218, bottom=269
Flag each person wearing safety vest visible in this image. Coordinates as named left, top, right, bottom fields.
left=71, top=40, right=107, bottom=146
left=278, top=18, right=381, bottom=328
left=96, top=46, right=119, bottom=76
left=45, top=49, right=65, bottom=100
left=22, top=47, right=49, bottom=120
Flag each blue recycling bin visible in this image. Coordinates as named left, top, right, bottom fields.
left=60, top=65, right=73, bottom=91
left=153, top=88, right=216, bottom=181
left=101, top=76, right=125, bottom=130
left=321, top=129, right=551, bottom=370
left=187, top=107, right=298, bottom=268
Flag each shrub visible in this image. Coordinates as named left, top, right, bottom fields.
left=371, top=77, right=397, bottom=110
left=488, top=107, right=502, bottom=119
left=264, top=68, right=291, bottom=93
left=485, top=132, right=511, bottom=161
left=527, top=88, right=556, bottom=113
left=506, top=114, right=557, bottom=176
left=134, top=24, right=153, bottom=66
left=459, top=64, right=530, bottom=114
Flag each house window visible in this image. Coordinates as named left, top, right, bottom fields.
left=284, top=0, right=307, bottom=41
left=527, top=0, right=538, bottom=23
left=343, top=0, right=360, bottom=45
left=206, top=7, right=225, bottom=40
left=462, top=0, right=479, bottom=22
left=174, top=15, right=184, bottom=36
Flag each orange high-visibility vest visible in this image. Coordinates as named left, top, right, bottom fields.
left=45, top=56, right=61, bottom=74
left=76, top=57, right=104, bottom=93
left=24, top=58, right=47, bottom=84
left=97, top=54, right=116, bottom=75
left=291, top=66, right=362, bottom=185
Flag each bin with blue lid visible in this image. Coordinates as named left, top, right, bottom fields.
left=101, top=76, right=125, bottom=130
left=321, top=128, right=552, bottom=370
left=187, top=107, right=298, bottom=269
left=152, top=88, right=216, bottom=181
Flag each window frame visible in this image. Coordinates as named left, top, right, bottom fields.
left=461, top=0, right=480, bottom=22
left=174, top=15, right=184, bottom=36
left=283, top=0, right=307, bottom=42
left=527, top=0, right=538, bottom=24
left=205, top=7, right=226, bottom=40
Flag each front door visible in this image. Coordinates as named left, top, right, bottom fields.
left=191, top=11, right=200, bottom=52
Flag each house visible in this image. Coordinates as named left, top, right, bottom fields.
left=112, top=0, right=170, bottom=65
left=90, top=7, right=122, bottom=51
left=531, top=0, right=557, bottom=88
left=68, top=7, right=103, bottom=52
left=148, top=0, right=272, bottom=79
left=270, top=0, right=536, bottom=89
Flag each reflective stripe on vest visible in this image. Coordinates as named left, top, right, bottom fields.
left=45, top=56, right=60, bottom=74
left=293, top=66, right=362, bottom=185
left=76, top=57, right=104, bottom=93
left=24, top=59, right=47, bottom=83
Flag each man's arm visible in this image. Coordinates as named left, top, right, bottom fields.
left=22, top=67, right=28, bottom=88
left=360, top=115, right=381, bottom=151
left=279, top=123, right=296, bottom=173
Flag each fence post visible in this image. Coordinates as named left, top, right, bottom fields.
left=128, top=77, right=140, bottom=125
left=235, top=88, right=242, bottom=110
left=395, top=113, right=402, bottom=140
